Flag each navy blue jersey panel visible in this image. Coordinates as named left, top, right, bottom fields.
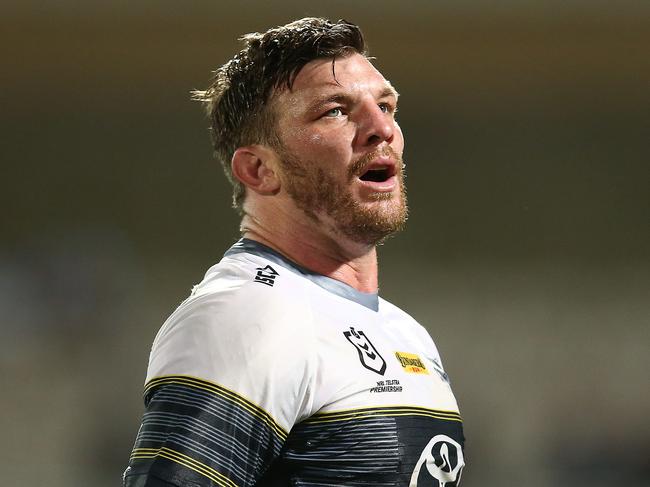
left=258, top=408, right=464, bottom=486
left=126, top=377, right=286, bottom=487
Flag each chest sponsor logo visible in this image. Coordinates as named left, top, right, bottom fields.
left=395, top=351, right=429, bottom=375
left=254, top=265, right=279, bottom=286
left=343, top=326, right=386, bottom=376
left=410, top=435, right=464, bottom=487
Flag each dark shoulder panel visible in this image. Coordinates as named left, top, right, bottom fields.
left=124, top=376, right=288, bottom=487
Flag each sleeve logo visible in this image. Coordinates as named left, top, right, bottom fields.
left=426, top=356, right=451, bottom=384
left=395, top=351, right=429, bottom=375
left=410, top=435, right=464, bottom=487
left=254, top=265, right=279, bottom=286
left=343, top=327, right=387, bottom=376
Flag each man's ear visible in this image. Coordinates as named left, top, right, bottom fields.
left=231, top=145, right=281, bottom=196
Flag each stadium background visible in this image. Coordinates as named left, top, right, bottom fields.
left=1, top=1, right=648, bottom=486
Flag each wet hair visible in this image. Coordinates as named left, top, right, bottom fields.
left=192, top=17, right=367, bottom=210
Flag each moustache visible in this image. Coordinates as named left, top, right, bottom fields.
left=348, top=146, right=404, bottom=181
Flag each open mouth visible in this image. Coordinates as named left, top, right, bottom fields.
left=359, top=166, right=393, bottom=183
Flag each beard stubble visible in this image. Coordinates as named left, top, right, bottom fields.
left=277, top=145, right=409, bottom=245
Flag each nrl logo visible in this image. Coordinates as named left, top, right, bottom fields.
left=343, top=326, right=386, bottom=375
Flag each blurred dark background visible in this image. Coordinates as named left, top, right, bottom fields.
left=1, top=2, right=648, bottom=486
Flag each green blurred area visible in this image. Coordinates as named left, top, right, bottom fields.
left=1, top=3, right=648, bottom=486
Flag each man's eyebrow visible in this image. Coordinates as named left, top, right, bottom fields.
left=307, top=93, right=352, bottom=113
left=380, top=83, right=400, bottom=100
left=308, top=85, right=399, bottom=112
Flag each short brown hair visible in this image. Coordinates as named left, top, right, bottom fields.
left=193, top=18, right=367, bottom=211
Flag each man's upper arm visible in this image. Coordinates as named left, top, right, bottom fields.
left=124, top=289, right=314, bottom=487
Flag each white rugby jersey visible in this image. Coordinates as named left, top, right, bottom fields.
left=125, top=239, right=465, bottom=487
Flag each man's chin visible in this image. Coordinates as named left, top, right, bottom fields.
left=334, top=202, right=409, bottom=246
left=284, top=167, right=408, bottom=246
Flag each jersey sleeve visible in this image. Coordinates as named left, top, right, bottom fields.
left=124, top=281, right=316, bottom=487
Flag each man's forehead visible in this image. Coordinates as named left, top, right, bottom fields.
left=277, top=54, right=398, bottom=102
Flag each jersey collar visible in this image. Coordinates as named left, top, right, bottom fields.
left=225, top=238, right=380, bottom=312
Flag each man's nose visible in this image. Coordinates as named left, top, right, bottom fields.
left=355, top=103, right=394, bottom=147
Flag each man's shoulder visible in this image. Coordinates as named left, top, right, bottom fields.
left=187, top=250, right=308, bottom=309
left=378, top=296, right=419, bottom=324
left=145, top=252, right=317, bottom=391
left=154, top=251, right=313, bottom=344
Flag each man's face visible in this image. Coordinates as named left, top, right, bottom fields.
left=271, top=53, right=407, bottom=245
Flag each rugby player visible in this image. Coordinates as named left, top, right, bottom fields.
left=124, top=17, right=465, bottom=487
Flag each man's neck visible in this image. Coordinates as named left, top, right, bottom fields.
left=241, top=213, right=379, bottom=293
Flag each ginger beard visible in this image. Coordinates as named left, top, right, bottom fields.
left=277, top=145, right=408, bottom=245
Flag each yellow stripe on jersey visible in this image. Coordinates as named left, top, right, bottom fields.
left=130, top=447, right=239, bottom=487
left=303, top=405, right=462, bottom=424
left=144, top=375, right=288, bottom=441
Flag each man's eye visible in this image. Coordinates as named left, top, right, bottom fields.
left=324, top=107, right=343, bottom=117
left=379, top=103, right=392, bottom=113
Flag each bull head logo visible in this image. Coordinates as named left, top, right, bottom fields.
left=410, top=435, right=464, bottom=486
